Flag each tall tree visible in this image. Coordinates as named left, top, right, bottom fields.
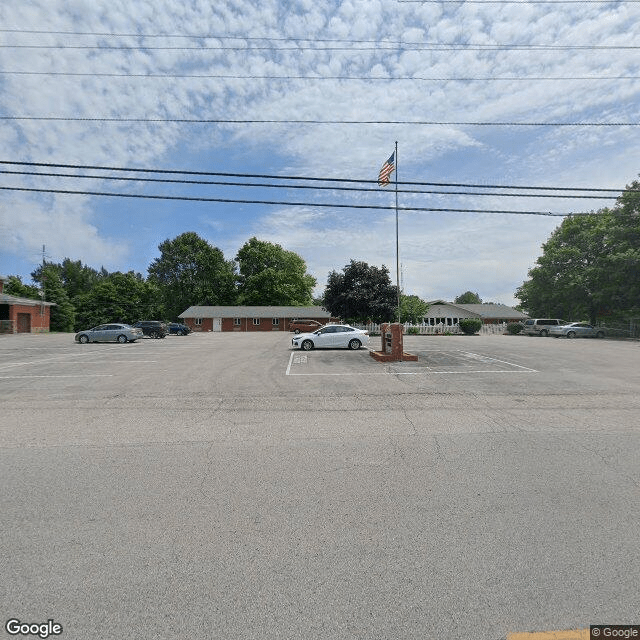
left=516, top=180, right=640, bottom=323
left=147, top=232, right=237, bottom=320
left=323, top=260, right=398, bottom=323
left=454, top=291, right=482, bottom=304
left=235, top=237, right=316, bottom=305
left=41, top=265, right=76, bottom=332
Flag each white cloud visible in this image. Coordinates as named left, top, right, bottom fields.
left=1, top=0, right=639, bottom=302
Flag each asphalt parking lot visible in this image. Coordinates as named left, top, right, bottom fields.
left=1, top=331, right=639, bottom=639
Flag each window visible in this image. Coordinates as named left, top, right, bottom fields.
left=195, top=318, right=202, bottom=326
left=272, top=318, right=279, bottom=326
left=234, top=318, right=241, bottom=326
left=253, top=318, right=260, bottom=326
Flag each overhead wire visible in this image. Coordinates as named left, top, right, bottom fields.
left=0, top=160, right=632, bottom=216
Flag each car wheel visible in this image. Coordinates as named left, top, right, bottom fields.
left=567, top=331, right=576, bottom=339
left=294, top=329, right=301, bottom=334
left=301, top=339, right=314, bottom=351
left=596, top=331, right=605, bottom=339
left=151, top=331, right=159, bottom=339
left=117, top=334, right=128, bottom=343
left=181, top=330, right=187, bottom=336
left=348, top=339, right=361, bottom=350
left=78, top=334, right=89, bottom=344
left=540, top=329, right=549, bottom=337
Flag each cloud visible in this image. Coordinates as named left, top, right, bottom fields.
left=0, top=0, right=638, bottom=302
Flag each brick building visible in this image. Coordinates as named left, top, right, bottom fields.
left=178, top=305, right=333, bottom=332
left=0, top=275, right=54, bottom=334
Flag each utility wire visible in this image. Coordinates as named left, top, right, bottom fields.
left=0, top=169, right=618, bottom=199
left=0, top=184, right=587, bottom=216
left=0, top=160, right=630, bottom=192
left=2, top=116, right=638, bottom=126
left=3, top=70, right=639, bottom=81
left=2, top=43, right=639, bottom=51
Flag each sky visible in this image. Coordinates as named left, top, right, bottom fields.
left=1, top=0, right=639, bottom=306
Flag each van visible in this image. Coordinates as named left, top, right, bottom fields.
left=522, top=318, right=566, bottom=337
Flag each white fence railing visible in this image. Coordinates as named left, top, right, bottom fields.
left=358, top=322, right=509, bottom=336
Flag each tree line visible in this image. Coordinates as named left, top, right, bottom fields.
left=5, top=232, right=431, bottom=331
left=516, top=180, right=640, bottom=324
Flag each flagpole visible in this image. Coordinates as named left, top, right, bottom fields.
left=395, top=140, right=400, bottom=324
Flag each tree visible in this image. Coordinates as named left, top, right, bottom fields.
left=455, top=291, right=482, bottom=304
left=41, top=266, right=75, bottom=332
left=31, top=258, right=105, bottom=299
left=400, top=294, right=429, bottom=324
left=147, top=232, right=237, bottom=320
left=516, top=180, right=640, bottom=324
left=322, top=260, right=398, bottom=323
left=4, top=275, right=41, bottom=300
left=235, top=237, right=316, bottom=305
left=74, top=271, right=160, bottom=329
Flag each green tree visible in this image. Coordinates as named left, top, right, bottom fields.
left=147, top=232, right=237, bottom=320
left=516, top=180, right=640, bottom=323
left=455, top=291, right=482, bottom=304
left=32, top=258, right=104, bottom=299
left=400, top=294, right=429, bottom=324
left=4, top=275, right=41, bottom=299
left=41, top=266, right=75, bottom=332
left=235, top=237, right=316, bottom=305
left=74, top=271, right=160, bottom=329
left=322, top=260, right=398, bottom=323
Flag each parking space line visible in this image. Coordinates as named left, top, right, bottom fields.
left=0, top=374, right=113, bottom=379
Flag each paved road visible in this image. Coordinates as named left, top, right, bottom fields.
left=1, top=332, right=639, bottom=639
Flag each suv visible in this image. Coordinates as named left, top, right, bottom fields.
left=133, top=320, right=168, bottom=339
left=522, top=318, right=565, bottom=337
left=289, top=318, right=324, bottom=334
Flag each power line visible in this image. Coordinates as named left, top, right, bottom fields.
left=0, top=160, right=629, bottom=192
left=1, top=29, right=637, bottom=50
left=0, top=184, right=586, bottom=216
left=0, top=168, right=618, bottom=199
left=1, top=42, right=639, bottom=51
left=2, top=116, right=638, bottom=126
left=3, top=70, right=639, bottom=82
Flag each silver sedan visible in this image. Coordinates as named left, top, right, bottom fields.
left=291, top=324, right=370, bottom=350
left=549, top=322, right=605, bottom=339
left=75, top=323, right=144, bottom=343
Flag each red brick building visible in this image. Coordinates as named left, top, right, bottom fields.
left=0, top=275, right=54, bottom=334
left=178, top=305, right=333, bottom=332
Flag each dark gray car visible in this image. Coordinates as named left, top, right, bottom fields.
left=75, top=323, right=144, bottom=343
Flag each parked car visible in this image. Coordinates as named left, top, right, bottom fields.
left=75, top=323, right=143, bottom=344
left=291, top=324, right=369, bottom=350
left=549, top=322, right=605, bottom=339
left=289, top=318, right=324, bottom=334
left=522, top=318, right=566, bottom=337
left=133, top=320, right=168, bottom=338
left=167, top=322, right=191, bottom=335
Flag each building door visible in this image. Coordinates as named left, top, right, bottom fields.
left=212, top=318, right=222, bottom=332
left=17, top=313, right=31, bottom=333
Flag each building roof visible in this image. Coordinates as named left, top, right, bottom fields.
left=427, top=302, right=528, bottom=319
left=179, top=305, right=332, bottom=319
left=0, top=293, right=55, bottom=307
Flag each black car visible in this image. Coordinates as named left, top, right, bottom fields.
left=167, top=322, right=191, bottom=336
left=133, top=320, right=168, bottom=338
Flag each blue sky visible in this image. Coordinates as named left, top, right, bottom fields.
left=1, top=0, right=639, bottom=305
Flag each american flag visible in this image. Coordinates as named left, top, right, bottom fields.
left=378, top=151, right=395, bottom=187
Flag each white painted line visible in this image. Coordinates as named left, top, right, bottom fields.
left=0, top=374, right=114, bottom=379
left=458, top=350, right=538, bottom=372
left=286, top=351, right=295, bottom=376
left=287, top=370, right=537, bottom=376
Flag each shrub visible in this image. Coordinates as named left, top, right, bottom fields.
left=407, top=326, right=420, bottom=335
left=506, top=322, right=524, bottom=335
left=458, top=318, right=483, bottom=335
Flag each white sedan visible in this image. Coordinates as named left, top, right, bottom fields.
left=291, top=324, right=369, bottom=351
